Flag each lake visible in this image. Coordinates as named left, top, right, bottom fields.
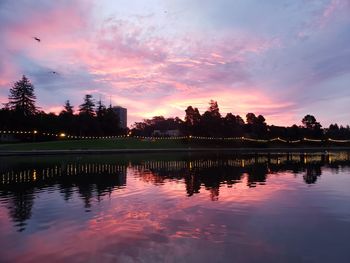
left=1, top=152, right=350, bottom=263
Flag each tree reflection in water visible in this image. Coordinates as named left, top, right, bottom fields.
left=0, top=152, right=349, bottom=231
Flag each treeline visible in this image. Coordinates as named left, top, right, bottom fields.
left=131, top=100, right=350, bottom=140
left=2, top=75, right=350, bottom=140
left=0, top=75, right=123, bottom=136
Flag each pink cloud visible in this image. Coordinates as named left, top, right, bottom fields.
left=319, top=0, right=348, bottom=27
left=0, top=1, right=298, bottom=127
left=298, top=0, right=350, bottom=37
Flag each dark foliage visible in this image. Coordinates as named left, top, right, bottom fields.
left=8, top=75, right=37, bottom=116
left=131, top=100, right=350, bottom=140
left=1, top=76, right=350, bottom=140
left=0, top=76, right=124, bottom=137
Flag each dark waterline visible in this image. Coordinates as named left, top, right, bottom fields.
left=1, top=152, right=350, bottom=263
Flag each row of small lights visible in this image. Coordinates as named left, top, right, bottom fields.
left=0, top=130, right=127, bottom=140
left=1, top=130, right=350, bottom=143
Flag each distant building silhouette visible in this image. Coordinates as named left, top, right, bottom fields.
left=112, top=106, right=127, bottom=129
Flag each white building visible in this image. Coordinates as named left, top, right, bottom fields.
left=152, top=129, right=181, bottom=137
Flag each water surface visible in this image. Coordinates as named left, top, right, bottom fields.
left=1, top=152, right=350, bottom=263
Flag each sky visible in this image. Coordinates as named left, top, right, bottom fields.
left=0, top=0, right=349, bottom=127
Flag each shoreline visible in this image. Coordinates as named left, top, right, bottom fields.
left=1, top=147, right=350, bottom=156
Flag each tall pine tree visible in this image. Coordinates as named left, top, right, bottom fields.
left=8, top=75, right=37, bottom=116
left=79, top=94, right=95, bottom=116
left=60, top=100, right=74, bottom=116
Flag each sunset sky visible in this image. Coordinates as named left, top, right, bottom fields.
left=0, top=0, right=349, bottom=127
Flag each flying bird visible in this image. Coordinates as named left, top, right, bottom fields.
left=33, top=37, right=41, bottom=42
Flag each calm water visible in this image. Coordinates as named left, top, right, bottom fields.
left=1, top=152, right=350, bottom=263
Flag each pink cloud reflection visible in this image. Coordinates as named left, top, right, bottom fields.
left=0, top=168, right=298, bottom=262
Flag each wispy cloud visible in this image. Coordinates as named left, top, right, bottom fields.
left=0, top=0, right=349, bottom=126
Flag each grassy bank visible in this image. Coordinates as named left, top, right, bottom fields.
left=1, top=137, right=350, bottom=152
left=0, top=138, right=189, bottom=151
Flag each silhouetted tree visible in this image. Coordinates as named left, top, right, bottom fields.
left=60, top=100, right=74, bottom=116
left=302, top=115, right=321, bottom=130
left=246, top=113, right=257, bottom=125
left=301, top=115, right=323, bottom=138
left=96, top=99, right=106, bottom=119
left=208, top=100, right=220, bottom=118
left=78, top=95, right=98, bottom=135
left=184, top=106, right=201, bottom=135
left=245, top=113, right=267, bottom=137
left=200, top=101, right=222, bottom=136
left=185, top=106, right=201, bottom=126
left=222, top=113, right=244, bottom=137
left=8, top=75, right=37, bottom=116
left=59, top=101, right=76, bottom=134
left=79, top=94, right=95, bottom=116
left=257, top=115, right=266, bottom=126
left=329, top=123, right=339, bottom=131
